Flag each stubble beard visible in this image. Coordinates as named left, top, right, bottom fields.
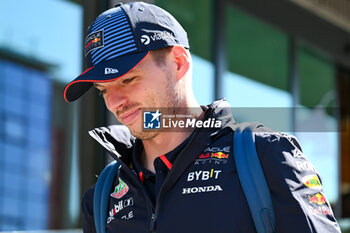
left=129, top=72, right=181, bottom=140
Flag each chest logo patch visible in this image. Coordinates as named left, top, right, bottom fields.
left=302, top=175, right=322, bottom=190
left=182, top=185, right=223, bottom=194
left=111, top=178, right=129, bottom=199
left=308, top=193, right=327, bottom=206
left=211, top=152, right=229, bottom=159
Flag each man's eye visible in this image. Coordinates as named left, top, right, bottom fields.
left=122, top=77, right=135, bottom=85
left=98, top=89, right=106, bottom=96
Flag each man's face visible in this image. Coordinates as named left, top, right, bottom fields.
left=94, top=52, right=179, bottom=139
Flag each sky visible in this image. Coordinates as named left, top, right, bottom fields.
left=0, top=0, right=83, bottom=83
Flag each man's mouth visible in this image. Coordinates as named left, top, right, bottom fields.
left=119, top=108, right=141, bottom=125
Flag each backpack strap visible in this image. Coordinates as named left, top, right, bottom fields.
left=93, top=161, right=119, bottom=233
left=233, top=122, right=276, bottom=233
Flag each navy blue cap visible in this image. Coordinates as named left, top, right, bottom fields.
left=64, top=1, right=189, bottom=102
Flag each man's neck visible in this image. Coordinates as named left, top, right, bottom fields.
left=141, top=106, right=203, bottom=173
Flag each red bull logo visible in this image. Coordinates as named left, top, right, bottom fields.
left=196, top=150, right=229, bottom=165
left=198, top=153, right=210, bottom=159
left=302, top=175, right=322, bottom=190
left=85, top=37, right=101, bottom=48
left=85, top=30, right=104, bottom=55
left=211, top=152, right=229, bottom=159
left=308, top=206, right=331, bottom=216
left=308, top=193, right=327, bottom=205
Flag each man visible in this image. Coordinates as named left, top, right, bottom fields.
left=64, top=2, right=340, bottom=233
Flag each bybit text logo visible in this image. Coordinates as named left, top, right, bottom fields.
left=187, top=169, right=222, bottom=182
left=143, top=110, right=161, bottom=129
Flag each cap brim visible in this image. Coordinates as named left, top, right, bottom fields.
left=64, top=51, right=149, bottom=102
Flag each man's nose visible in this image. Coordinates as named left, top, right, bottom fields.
left=104, top=89, right=127, bottom=112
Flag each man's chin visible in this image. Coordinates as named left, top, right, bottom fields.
left=129, top=128, right=159, bottom=140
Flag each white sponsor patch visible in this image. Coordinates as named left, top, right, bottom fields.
left=141, top=35, right=150, bottom=45
left=141, top=31, right=174, bottom=45
left=121, top=211, right=134, bottom=220
left=105, top=67, right=119, bottom=74
left=194, top=159, right=228, bottom=166
left=107, top=198, right=134, bottom=224
left=187, top=169, right=222, bottom=182
left=182, top=185, right=223, bottom=194
left=204, top=146, right=230, bottom=153
left=295, top=160, right=317, bottom=172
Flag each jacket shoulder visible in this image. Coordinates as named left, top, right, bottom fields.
left=251, top=126, right=340, bottom=232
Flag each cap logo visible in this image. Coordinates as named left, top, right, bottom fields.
left=150, top=31, right=173, bottom=41
left=141, top=35, right=150, bottom=45
left=85, top=30, right=104, bottom=56
left=141, top=31, right=174, bottom=46
left=105, top=67, right=119, bottom=75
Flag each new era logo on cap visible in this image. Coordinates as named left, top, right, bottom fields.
left=105, top=67, right=119, bottom=75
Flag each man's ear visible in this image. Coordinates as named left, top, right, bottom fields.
left=171, top=45, right=190, bottom=80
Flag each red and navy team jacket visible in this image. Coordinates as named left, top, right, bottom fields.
left=82, top=99, right=341, bottom=233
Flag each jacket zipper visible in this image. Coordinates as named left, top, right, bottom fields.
left=149, top=213, right=157, bottom=232
left=150, top=174, right=171, bottom=232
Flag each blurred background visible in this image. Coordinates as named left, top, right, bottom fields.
left=0, top=0, right=350, bottom=232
